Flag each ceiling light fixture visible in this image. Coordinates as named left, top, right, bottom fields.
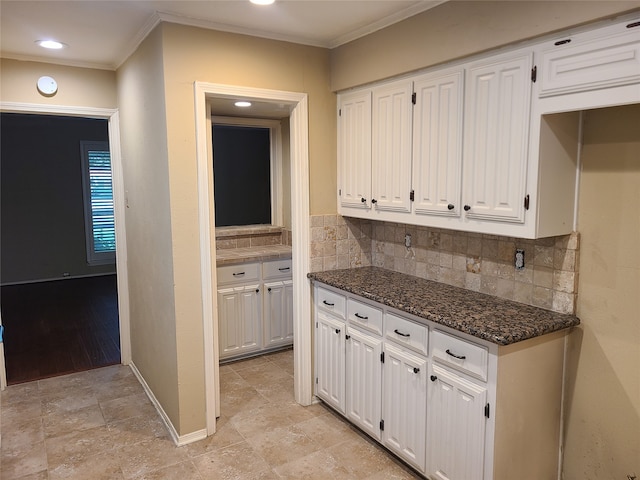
left=250, top=0, right=275, bottom=5
left=36, top=39, right=67, bottom=49
left=235, top=101, right=252, bottom=107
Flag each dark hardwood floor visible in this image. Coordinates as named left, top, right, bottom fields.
left=1, top=275, right=120, bottom=385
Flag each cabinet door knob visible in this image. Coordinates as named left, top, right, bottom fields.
left=430, top=375, right=438, bottom=382
left=256, top=289, right=260, bottom=293
left=463, top=205, right=471, bottom=211
left=335, top=328, right=341, bottom=334
left=371, top=198, right=377, bottom=204
left=267, top=287, right=271, bottom=292
left=413, top=367, right=420, bottom=374
left=361, top=197, right=366, bottom=203
left=345, top=334, right=350, bottom=340
left=447, top=204, right=455, bottom=210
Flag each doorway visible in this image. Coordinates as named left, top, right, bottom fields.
left=194, top=82, right=312, bottom=435
left=0, top=102, right=131, bottom=389
left=0, top=113, right=119, bottom=384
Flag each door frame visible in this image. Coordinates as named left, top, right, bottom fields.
left=194, top=82, right=312, bottom=434
left=0, top=102, right=132, bottom=388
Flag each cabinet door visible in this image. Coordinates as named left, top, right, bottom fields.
left=217, top=284, right=261, bottom=359
left=316, top=312, right=346, bottom=414
left=540, top=26, right=640, bottom=97
left=463, top=51, right=533, bottom=224
left=346, top=326, right=383, bottom=440
left=427, top=364, right=487, bottom=480
left=371, top=80, right=413, bottom=214
left=382, top=343, right=427, bottom=473
left=263, top=280, right=293, bottom=348
left=412, top=70, right=463, bottom=217
left=338, top=90, right=372, bottom=211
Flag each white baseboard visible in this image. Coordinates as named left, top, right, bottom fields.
left=129, top=362, right=207, bottom=447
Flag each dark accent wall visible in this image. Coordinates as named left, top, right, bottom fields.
left=1, top=113, right=115, bottom=284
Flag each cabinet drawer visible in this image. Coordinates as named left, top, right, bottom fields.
left=384, top=312, right=428, bottom=356
left=539, top=28, right=640, bottom=97
left=348, top=298, right=382, bottom=335
left=431, top=330, right=488, bottom=381
left=316, top=286, right=346, bottom=319
left=217, top=262, right=260, bottom=286
left=263, top=259, right=292, bottom=280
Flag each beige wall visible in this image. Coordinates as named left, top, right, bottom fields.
left=116, top=27, right=182, bottom=431
left=155, top=22, right=334, bottom=434
left=564, top=104, right=640, bottom=478
left=0, top=58, right=116, bottom=108
left=330, top=1, right=640, bottom=91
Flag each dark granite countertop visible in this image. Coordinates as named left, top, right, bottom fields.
left=308, top=267, right=580, bottom=346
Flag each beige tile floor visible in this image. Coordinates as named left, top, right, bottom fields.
left=1, top=349, right=420, bottom=479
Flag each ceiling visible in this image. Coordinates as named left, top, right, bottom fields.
left=0, top=0, right=447, bottom=71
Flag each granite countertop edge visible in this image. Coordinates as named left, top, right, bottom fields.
left=308, top=266, right=580, bottom=346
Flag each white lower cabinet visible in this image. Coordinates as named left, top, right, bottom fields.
left=263, top=279, right=294, bottom=348
left=315, top=311, right=346, bottom=414
left=346, top=325, right=382, bottom=440
left=426, top=363, right=487, bottom=480
left=217, top=284, right=261, bottom=359
left=382, top=342, right=428, bottom=473
left=314, top=282, right=568, bottom=480
left=217, top=259, right=292, bottom=361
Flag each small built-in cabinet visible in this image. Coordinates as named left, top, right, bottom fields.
left=538, top=19, right=640, bottom=97
left=314, top=281, right=569, bottom=480
left=217, top=258, right=292, bottom=361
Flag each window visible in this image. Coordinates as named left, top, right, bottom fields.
left=81, top=141, right=115, bottom=265
left=212, top=117, right=284, bottom=228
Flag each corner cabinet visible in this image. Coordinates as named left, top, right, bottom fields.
left=217, top=259, right=293, bottom=362
left=314, top=282, right=569, bottom=480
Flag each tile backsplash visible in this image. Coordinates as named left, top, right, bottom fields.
left=310, top=215, right=579, bottom=315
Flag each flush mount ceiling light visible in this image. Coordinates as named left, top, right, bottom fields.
left=250, top=0, right=275, bottom=5
left=36, top=39, right=67, bottom=49
left=235, top=101, right=252, bottom=107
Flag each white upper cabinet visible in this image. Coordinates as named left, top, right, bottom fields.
left=371, top=79, right=414, bottom=214
left=337, top=16, right=639, bottom=238
left=462, top=50, right=533, bottom=224
left=338, top=90, right=372, bottom=211
left=412, top=69, right=464, bottom=217
left=539, top=20, right=640, bottom=97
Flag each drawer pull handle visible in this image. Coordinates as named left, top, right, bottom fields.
left=394, top=329, right=410, bottom=337
left=446, top=349, right=466, bottom=360
left=232, top=272, right=245, bottom=276
left=322, top=300, right=335, bottom=307
left=413, top=367, right=420, bottom=374
left=354, top=313, right=369, bottom=320
left=278, top=267, right=290, bottom=271
left=335, top=328, right=341, bottom=334
left=430, top=375, right=438, bottom=382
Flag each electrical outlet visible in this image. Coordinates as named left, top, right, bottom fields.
left=405, top=233, right=412, bottom=248
left=515, top=249, right=525, bottom=270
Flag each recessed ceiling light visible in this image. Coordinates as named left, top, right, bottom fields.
left=235, top=101, right=252, bottom=107
left=250, top=0, right=275, bottom=5
left=36, top=40, right=67, bottom=50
